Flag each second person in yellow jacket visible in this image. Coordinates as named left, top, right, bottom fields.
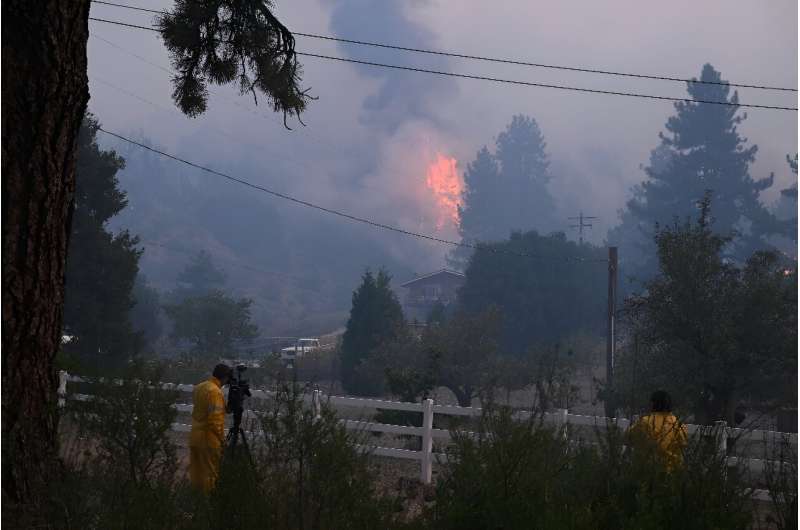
left=629, top=390, right=688, bottom=471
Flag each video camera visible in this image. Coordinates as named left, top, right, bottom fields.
left=226, top=364, right=252, bottom=417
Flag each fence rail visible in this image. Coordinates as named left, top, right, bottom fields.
left=59, top=372, right=793, bottom=501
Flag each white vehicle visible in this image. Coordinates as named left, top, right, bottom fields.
left=280, top=338, right=321, bottom=361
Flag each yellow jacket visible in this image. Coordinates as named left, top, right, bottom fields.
left=190, top=377, right=226, bottom=449
left=630, top=412, right=688, bottom=470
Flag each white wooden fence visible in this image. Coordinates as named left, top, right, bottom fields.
left=59, top=371, right=795, bottom=501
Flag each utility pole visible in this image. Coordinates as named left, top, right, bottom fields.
left=568, top=212, right=597, bottom=245
left=605, top=246, right=618, bottom=418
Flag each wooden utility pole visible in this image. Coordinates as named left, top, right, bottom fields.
left=605, top=247, right=618, bottom=418
left=568, top=212, right=597, bottom=245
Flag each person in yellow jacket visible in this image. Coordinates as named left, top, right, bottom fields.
left=189, top=363, right=231, bottom=493
left=629, top=390, right=688, bottom=471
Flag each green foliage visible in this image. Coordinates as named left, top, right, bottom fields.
left=619, top=197, right=797, bottom=423
left=157, top=0, right=311, bottom=121
left=452, top=115, right=557, bottom=267
left=459, top=231, right=606, bottom=352
left=164, top=290, right=259, bottom=359
left=761, top=435, right=798, bottom=530
left=57, top=361, right=185, bottom=529
left=190, top=382, right=397, bottom=530
left=340, top=269, right=405, bottom=395
left=175, top=250, right=226, bottom=299
left=609, top=64, right=782, bottom=282
left=380, top=307, right=548, bottom=409
left=426, top=406, right=754, bottom=530
left=63, top=114, right=143, bottom=366
left=131, top=274, right=164, bottom=350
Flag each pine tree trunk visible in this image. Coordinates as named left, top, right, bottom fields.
left=1, top=0, right=90, bottom=506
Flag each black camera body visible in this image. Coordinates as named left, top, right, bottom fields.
left=226, top=364, right=252, bottom=416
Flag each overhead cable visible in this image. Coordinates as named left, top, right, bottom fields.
left=97, top=127, right=605, bottom=263
left=87, top=17, right=798, bottom=111
left=90, top=1, right=797, bottom=92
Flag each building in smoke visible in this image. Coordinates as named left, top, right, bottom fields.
left=400, top=269, right=465, bottom=323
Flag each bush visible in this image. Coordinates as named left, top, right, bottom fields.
left=188, top=381, right=398, bottom=530
left=56, top=361, right=185, bottom=529
left=425, top=405, right=756, bottom=530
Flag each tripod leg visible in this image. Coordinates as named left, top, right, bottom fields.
left=238, top=429, right=256, bottom=470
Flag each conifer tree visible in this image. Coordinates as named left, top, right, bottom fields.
left=340, top=269, right=405, bottom=395
left=609, top=64, right=781, bottom=281
left=453, top=115, right=557, bottom=268
left=63, top=114, right=143, bottom=365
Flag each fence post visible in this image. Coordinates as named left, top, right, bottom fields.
left=557, top=408, right=568, bottom=441
left=312, top=389, right=322, bottom=421
left=420, top=398, right=434, bottom=484
left=715, top=420, right=728, bottom=455
left=58, top=370, right=68, bottom=408
left=715, top=420, right=729, bottom=478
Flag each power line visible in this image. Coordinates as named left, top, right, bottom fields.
left=297, top=52, right=798, bottom=112
left=90, top=1, right=797, bottom=93
left=86, top=17, right=798, bottom=112
left=90, top=32, right=346, bottom=155
left=295, top=38, right=796, bottom=93
left=93, top=0, right=162, bottom=14
left=97, top=127, right=603, bottom=263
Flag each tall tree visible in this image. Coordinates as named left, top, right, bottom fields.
left=620, top=197, right=796, bottom=424
left=174, top=250, right=227, bottom=300
left=608, top=64, right=781, bottom=283
left=340, top=269, right=405, bottom=395
left=452, top=115, right=558, bottom=267
left=2, top=0, right=307, bottom=508
left=164, top=290, right=258, bottom=359
left=458, top=231, right=606, bottom=353
left=130, top=275, right=164, bottom=350
left=63, top=115, right=143, bottom=366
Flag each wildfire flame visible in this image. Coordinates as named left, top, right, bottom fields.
left=425, top=153, right=463, bottom=230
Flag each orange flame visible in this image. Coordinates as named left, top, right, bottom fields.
left=425, top=153, right=463, bottom=230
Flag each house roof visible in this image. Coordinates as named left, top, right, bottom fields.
left=400, top=268, right=465, bottom=288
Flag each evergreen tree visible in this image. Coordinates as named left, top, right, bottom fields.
left=63, top=115, right=143, bottom=365
left=776, top=154, right=798, bottom=223
left=608, top=64, right=781, bottom=283
left=130, top=275, right=163, bottom=350
left=452, top=115, right=558, bottom=267
left=174, top=250, right=226, bottom=299
left=340, top=269, right=405, bottom=395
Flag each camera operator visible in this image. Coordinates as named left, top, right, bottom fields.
left=189, top=363, right=231, bottom=493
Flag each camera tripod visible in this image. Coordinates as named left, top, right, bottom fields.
left=224, top=407, right=255, bottom=470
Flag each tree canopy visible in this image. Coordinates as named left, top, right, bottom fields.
left=340, top=269, right=405, bottom=395
left=157, top=0, right=311, bottom=122
left=618, top=196, right=797, bottom=424
left=63, top=114, right=143, bottom=366
left=608, top=64, right=782, bottom=284
left=174, top=250, right=227, bottom=299
left=458, top=231, right=606, bottom=353
left=163, top=289, right=258, bottom=359
left=453, top=115, right=558, bottom=267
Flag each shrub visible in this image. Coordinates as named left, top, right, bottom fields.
left=188, top=381, right=398, bottom=530
left=56, top=361, right=185, bottom=529
left=426, top=405, right=755, bottom=530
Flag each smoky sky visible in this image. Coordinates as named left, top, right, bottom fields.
left=87, top=0, right=797, bottom=333
left=326, top=0, right=458, bottom=134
